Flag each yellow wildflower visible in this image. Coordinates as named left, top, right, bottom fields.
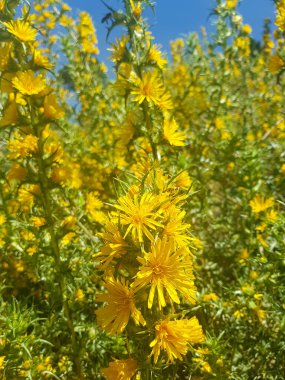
left=12, top=70, right=46, bottom=95
left=268, top=55, right=284, bottom=73
left=265, top=209, right=278, bottom=223
left=250, top=195, right=274, bottom=213
left=163, top=117, right=186, bottom=146
left=150, top=317, right=204, bottom=363
left=0, top=214, right=6, bottom=226
left=44, top=94, right=65, bottom=119
left=203, top=293, right=219, bottom=302
left=75, top=289, right=85, bottom=302
left=108, top=35, right=129, bottom=63
left=131, top=71, right=173, bottom=110
left=8, top=134, right=38, bottom=159
left=96, top=277, right=145, bottom=335
left=242, top=24, right=252, bottom=34
left=132, top=237, right=196, bottom=309
left=113, top=192, right=162, bottom=242
left=3, top=20, right=37, bottom=42
left=102, top=358, right=137, bottom=380
left=225, top=0, right=238, bottom=10
left=275, top=0, right=285, bottom=32
left=31, top=217, right=46, bottom=228
left=148, top=44, right=167, bottom=70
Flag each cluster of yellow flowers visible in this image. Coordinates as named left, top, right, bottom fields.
left=1, top=0, right=285, bottom=378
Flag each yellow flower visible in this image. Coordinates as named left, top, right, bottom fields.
left=242, top=24, right=252, bottom=34
left=148, top=44, right=167, bottom=70
left=44, top=94, right=65, bottom=119
left=265, top=209, right=278, bottom=223
left=163, top=117, right=186, bottom=146
left=131, top=71, right=173, bottom=110
left=250, top=195, right=274, bottom=213
left=225, top=0, right=238, bottom=10
left=8, top=134, right=38, bottom=159
left=3, top=20, right=37, bottom=42
left=203, top=293, right=219, bottom=302
left=33, top=50, right=53, bottom=70
left=130, top=0, right=142, bottom=18
left=96, top=277, right=145, bottom=335
left=0, top=214, right=6, bottom=226
left=12, top=70, right=46, bottom=95
left=96, top=221, right=129, bottom=269
left=150, top=317, right=204, bottom=363
left=0, top=356, right=5, bottom=370
left=75, top=289, right=85, bottom=302
left=108, top=35, right=129, bottom=63
left=31, top=216, right=46, bottom=228
left=163, top=206, right=192, bottom=249
left=102, top=358, right=137, bottom=380
left=113, top=192, right=163, bottom=243
left=132, top=237, right=196, bottom=309
left=0, top=99, right=18, bottom=127
left=268, top=55, right=284, bottom=74
left=174, top=172, right=192, bottom=189
left=276, top=1, right=285, bottom=32
left=0, top=43, right=13, bottom=71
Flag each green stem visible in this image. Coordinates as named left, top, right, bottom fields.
left=31, top=110, right=84, bottom=379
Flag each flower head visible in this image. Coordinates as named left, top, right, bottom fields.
left=113, top=192, right=163, bottom=243
left=131, top=71, right=173, bottom=110
left=96, top=277, right=145, bottom=335
left=102, top=358, right=137, bottom=380
left=150, top=317, right=204, bottom=363
left=12, top=70, right=46, bottom=95
left=3, top=20, right=37, bottom=42
left=276, top=0, right=285, bottom=32
left=163, top=117, right=186, bottom=146
left=132, top=237, right=197, bottom=309
left=250, top=195, right=274, bottom=214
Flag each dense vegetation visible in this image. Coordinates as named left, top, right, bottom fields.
left=0, top=0, right=285, bottom=378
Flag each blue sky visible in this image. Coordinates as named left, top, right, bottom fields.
left=64, top=0, right=275, bottom=65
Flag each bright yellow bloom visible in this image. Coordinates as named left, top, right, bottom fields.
left=131, top=71, right=173, bottom=110
left=7, top=163, right=27, bottom=182
left=265, top=209, right=278, bottom=223
left=3, top=20, right=37, bottom=42
left=8, top=134, right=38, bottom=159
left=163, top=206, right=192, bottom=249
left=132, top=237, right=196, bottom=309
left=242, top=24, right=252, bottom=34
left=44, top=94, right=65, bottom=119
left=0, top=214, right=6, bottom=226
left=0, top=44, right=13, bottom=71
left=96, top=277, right=145, bottom=335
left=268, top=55, right=284, bottom=73
left=250, top=195, right=274, bottom=213
left=75, top=289, right=85, bottom=302
left=109, top=35, right=129, bottom=63
left=203, top=293, right=219, bottom=302
left=275, top=1, right=285, bottom=32
left=33, top=50, right=53, bottom=70
left=163, top=117, right=186, bottom=146
left=102, top=358, right=137, bottom=380
left=225, top=0, right=238, bottom=10
left=12, top=71, right=46, bottom=95
left=97, top=222, right=129, bottom=269
left=31, top=216, right=46, bottom=228
left=150, top=317, right=204, bottom=363
left=0, top=99, right=18, bottom=127
left=130, top=0, right=142, bottom=18
left=113, top=192, right=163, bottom=242
left=0, top=356, right=5, bottom=370
left=148, top=44, right=167, bottom=70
